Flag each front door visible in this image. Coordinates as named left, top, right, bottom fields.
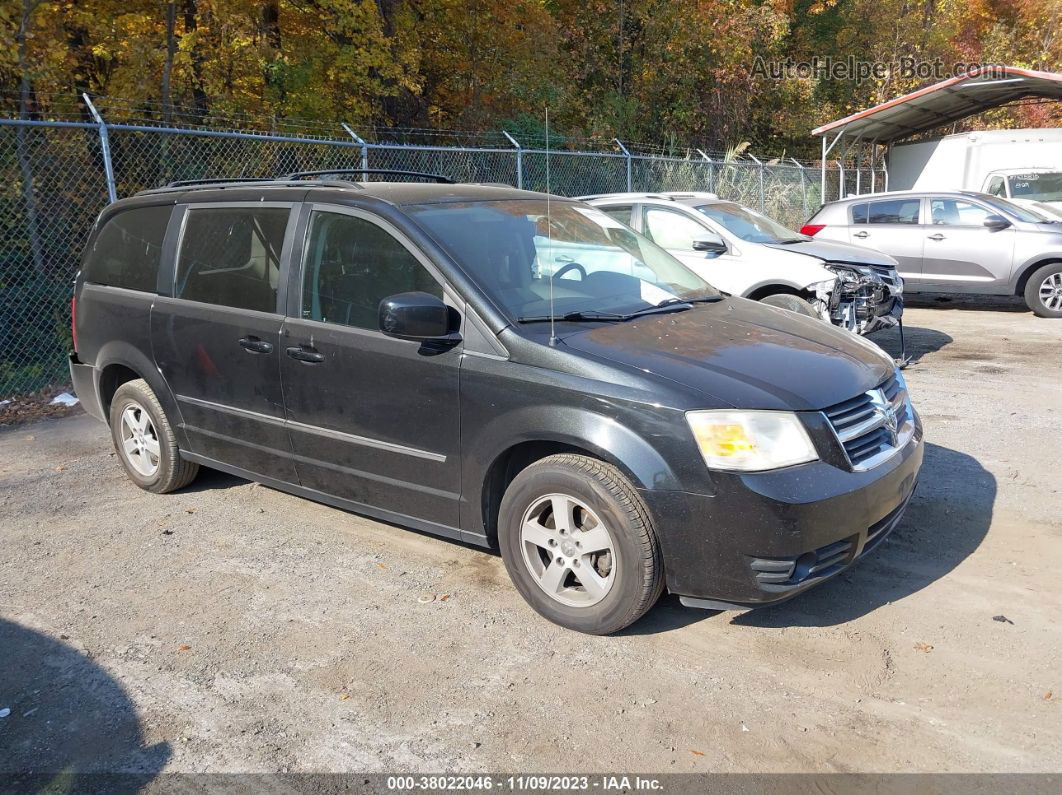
left=920, top=197, right=1016, bottom=293
left=151, top=203, right=298, bottom=482
left=640, top=205, right=748, bottom=295
left=280, top=206, right=463, bottom=531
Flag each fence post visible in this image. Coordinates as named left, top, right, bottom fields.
left=614, top=138, right=632, bottom=191
left=502, top=130, right=523, bottom=189
left=747, top=151, right=765, bottom=212
left=82, top=93, right=116, bottom=203
left=696, top=149, right=714, bottom=194
left=790, top=157, right=809, bottom=217
left=341, top=123, right=369, bottom=173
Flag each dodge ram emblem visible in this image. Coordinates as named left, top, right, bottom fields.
left=869, top=389, right=899, bottom=445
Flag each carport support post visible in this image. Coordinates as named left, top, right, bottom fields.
left=341, top=123, right=369, bottom=173
left=615, top=138, right=632, bottom=191
left=819, top=130, right=844, bottom=203
left=697, top=149, right=713, bottom=194
left=502, top=130, right=523, bottom=189
left=82, top=93, right=116, bottom=204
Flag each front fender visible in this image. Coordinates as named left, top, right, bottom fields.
left=1010, top=253, right=1062, bottom=293
left=461, top=402, right=689, bottom=540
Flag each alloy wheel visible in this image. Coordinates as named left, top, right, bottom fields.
left=119, top=403, right=161, bottom=477
left=1040, top=272, right=1062, bottom=312
left=519, top=493, right=616, bottom=607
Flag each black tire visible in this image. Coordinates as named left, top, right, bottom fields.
left=498, top=454, right=664, bottom=635
left=1023, top=262, right=1062, bottom=318
left=759, top=292, right=821, bottom=319
left=109, top=379, right=199, bottom=493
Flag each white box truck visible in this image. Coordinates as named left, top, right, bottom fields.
left=887, top=129, right=1062, bottom=214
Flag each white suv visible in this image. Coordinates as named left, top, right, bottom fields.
left=580, top=192, right=903, bottom=335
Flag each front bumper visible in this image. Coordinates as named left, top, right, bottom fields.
left=641, top=419, right=923, bottom=608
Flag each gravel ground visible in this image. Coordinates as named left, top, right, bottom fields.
left=1, top=294, right=1060, bottom=778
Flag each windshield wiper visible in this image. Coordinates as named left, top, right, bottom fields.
left=518, top=296, right=723, bottom=324
left=773, top=237, right=810, bottom=244
left=623, top=296, right=722, bottom=318
left=517, top=310, right=628, bottom=323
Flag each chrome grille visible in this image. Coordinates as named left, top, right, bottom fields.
left=824, top=374, right=913, bottom=470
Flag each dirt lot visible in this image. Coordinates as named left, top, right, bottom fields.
left=1, top=294, right=1060, bottom=778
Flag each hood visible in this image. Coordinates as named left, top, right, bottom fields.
left=561, top=298, right=894, bottom=411
left=764, top=238, right=898, bottom=268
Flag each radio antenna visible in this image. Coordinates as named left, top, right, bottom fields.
left=546, top=106, right=556, bottom=345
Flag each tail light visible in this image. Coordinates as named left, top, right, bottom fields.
left=800, top=224, right=826, bottom=236
left=71, top=294, right=78, bottom=352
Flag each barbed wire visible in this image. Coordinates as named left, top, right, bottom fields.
left=0, top=91, right=819, bottom=165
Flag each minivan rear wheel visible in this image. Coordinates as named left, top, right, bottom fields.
left=498, top=454, right=664, bottom=634
left=109, top=379, right=199, bottom=493
left=1024, top=263, right=1062, bottom=318
left=760, top=292, right=821, bottom=319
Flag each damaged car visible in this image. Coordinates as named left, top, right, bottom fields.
left=580, top=192, right=903, bottom=336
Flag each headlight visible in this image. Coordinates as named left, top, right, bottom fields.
left=825, top=264, right=861, bottom=286
left=685, top=410, right=818, bottom=472
left=808, top=278, right=835, bottom=299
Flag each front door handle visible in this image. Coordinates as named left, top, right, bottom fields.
left=286, top=345, right=324, bottom=363
left=239, top=336, right=273, bottom=354
left=927, top=233, right=946, bottom=241
left=853, top=231, right=869, bottom=239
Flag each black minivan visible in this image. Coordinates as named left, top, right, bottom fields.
left=69, top=173, right=922, bottom=634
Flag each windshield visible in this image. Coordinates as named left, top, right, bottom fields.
left=1007, top=173, right=1062, bottom=202
left=695, top=202, right=801, bottom=243
left=408, top=200, right=719, bottom=321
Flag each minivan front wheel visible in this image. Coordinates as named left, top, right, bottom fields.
left=109, top=379, right=199, bottom=493
left=498, top=454, right=664, bottom=634
left=1025, top=263, right=1062, bottom=318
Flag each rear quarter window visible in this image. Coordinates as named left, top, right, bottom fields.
left=83, top=205, right=172, bottom=292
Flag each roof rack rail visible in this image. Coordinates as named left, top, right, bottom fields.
left=165, top=177, right=275, bottom=188
left=283, top=168, right=454, bottom=184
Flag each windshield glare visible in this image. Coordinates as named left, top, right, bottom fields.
left=409, top=200, right=718, bottom=321
left=983, top=194, right=1055, bottom=224
left=695, top=202, right=799, bottom=243
left=1007, top=173, right=1062, bottom=202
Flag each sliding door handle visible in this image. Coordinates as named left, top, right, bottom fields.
left=286, top=345, right=324, bottom=363
left=927, top=233, right=946, bottom=241
left=239, top=336, right=273, bottom=354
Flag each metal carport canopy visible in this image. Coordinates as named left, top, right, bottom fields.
left=811, top=66, right=1062, bottom=196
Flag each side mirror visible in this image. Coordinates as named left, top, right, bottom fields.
left=692, top=233, right=727, bottom=254
left=379, top=292, right=456, bottom=341
left=983, top=214, right=1011, bottom=231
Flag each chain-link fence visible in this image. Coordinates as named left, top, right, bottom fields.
left=0, top=111, right=880, bottom=398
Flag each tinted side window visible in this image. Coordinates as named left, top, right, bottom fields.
left=175, top=208, right=289, bottom=312
left=849, top=203, right=869, bottom=224
left=986, top=176, right=1005, bottom=197
left=302, top=211, right=442, bottom=330
left=84, top=205, right=171, bottom=291
left=866, top=199, right=920, bottom=225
